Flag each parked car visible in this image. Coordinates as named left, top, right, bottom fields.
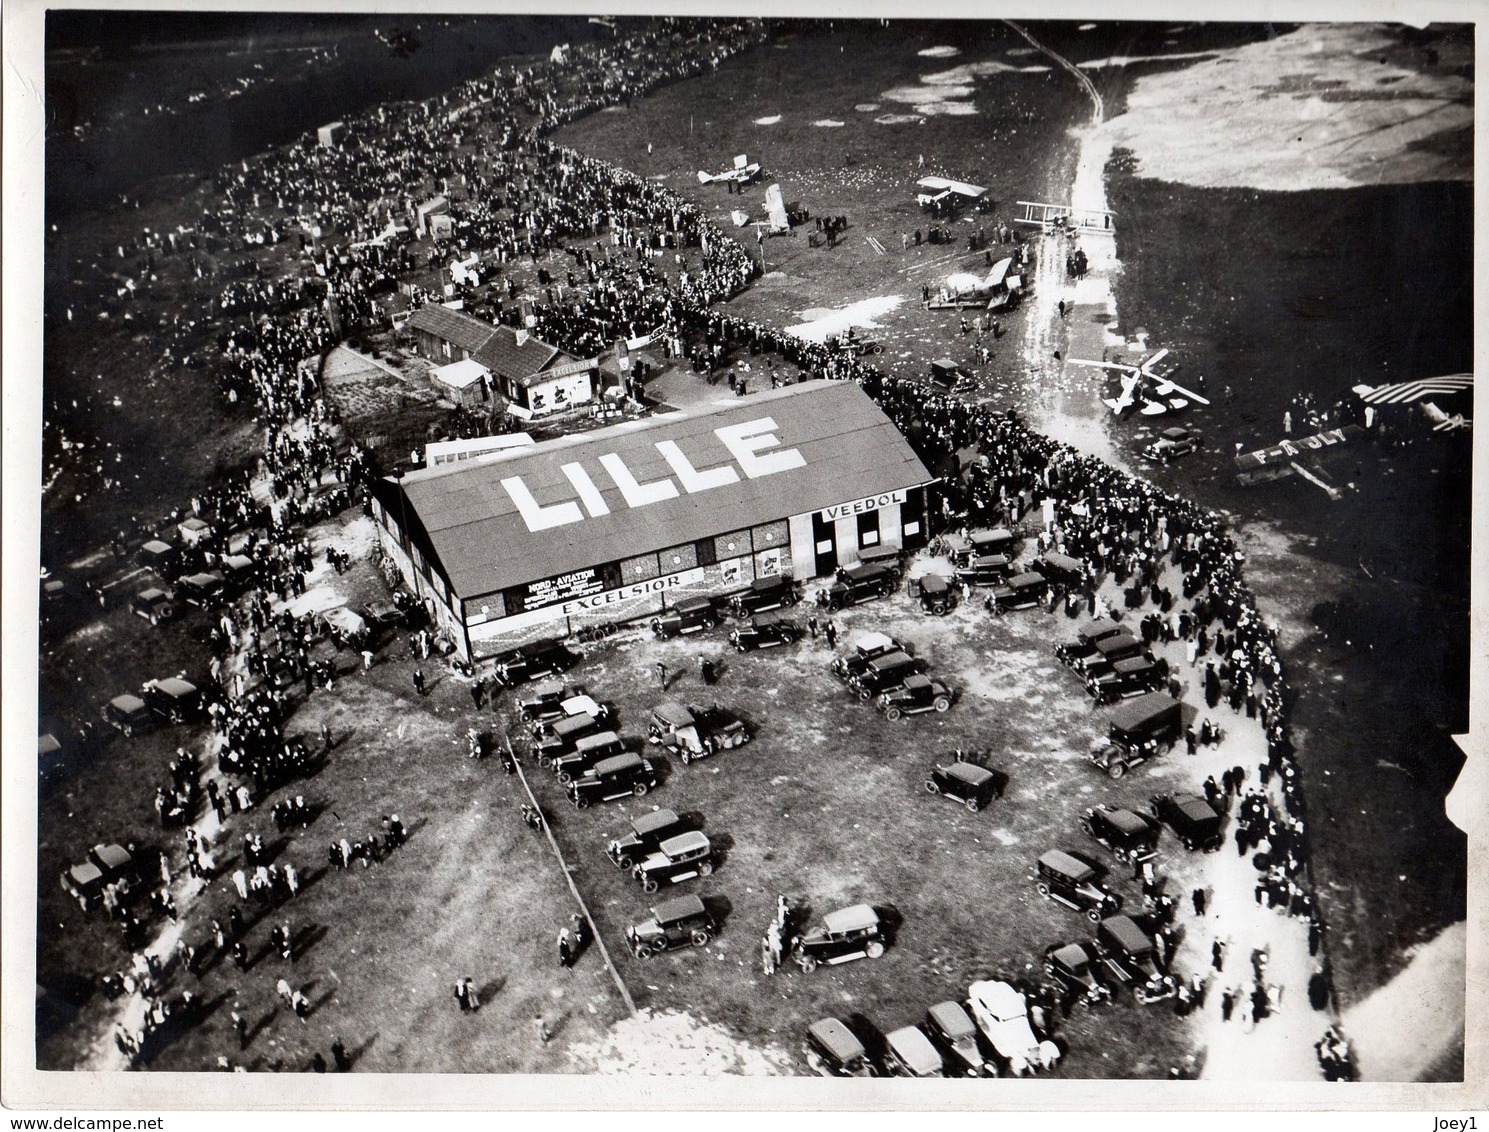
left=817, top=562, right=897, bottom=611
left=633, top=830, right=714, bottom=892
left=879, top=674, right=954, bottom=720
left=566, top=752, right=659, bottom=809
left=925, top=1001, right=996, bottom=1077
left=531, top=713, right=605, bottom=767
left=1096, top=914, right=1177, bottom=1002
left=1055, top=622, right=1126, bottom=667
left=552, top=730, right=627, bottom=784
left=61, top=843, right=137, bottom=906
left=831, top=631, right=906, bottom=682
left=219, top=553, right=258, bottom=595
left=727, top=576, right=800, bottom=619
left=1142, top=425, right=1203, bottom=463
left=729, top=611, right=801, bottom=652
left=955, top=528, right=1016, bottom=565
left=320, top=606, right=369, bottom=649
left=967, top=980, right=1056, bottom=1076
left=515, top=680, right=571, bottom=723
left=986, top=571, right=1047, bottom=612
left=791, top=904, right=886, bottom=972
left=651, top=595, right=723, bottom=639
left=914, top=574, right=955, bottom=615
left=930, top=357, right=975, bottom=394
left=1069, top=631, right=1146, bottom=677
left=1080, top=804, right=1161, bottom=861
left=1031, top=552, right=1085, bottom=588
left=926, top=761, right=1002, bottom=812
left=1043, top=941, right=1113, bottom=1005
left=648, top=703, right=751, bottom=765
left=101, top=693, right=154, bottom=737
left=954, top=554, right=1011, bottom=587
left=130, top=587, right=177, bottom=626
left=854, top=544, right=905, bottom=581
left=1150, top=792, right=1224, bottom=851
left=883, top=1025, right=946, bottom=1078
left=1035, top=849, right=1122, bottom=922
left=494, top=638, right=577, bottom=686
left=360, top=599, right=405, bottom=633
left=142, top=676, right=202, bottom=724
left=136, top=539, right=179, bottom=579
left=804, top=1018, right=878, bottom=1078
left=1087, top=655, right=1169, bottom=704
left=607, top=808, right=687, bottom=870
left=529, top=693, right=610, bottom=739
left=176, top=571, right=226, bottom=609
left=848, top=650, right=925, bottom=702
left=625, top=893, right=716, bottom=958
left=1088, top=692, right=1183, bottom=778
left=177, top=516, right=213, bottom=546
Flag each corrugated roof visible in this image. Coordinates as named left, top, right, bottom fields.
left=394, top=383, right=932, bottom=600
left=472, top=324, right=563, bottom=382
left=407, top=306, right=498, bottom=354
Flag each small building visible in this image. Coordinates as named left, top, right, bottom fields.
left=504, top=357, right=598, bottom=420
left=406, top=305, right=498, bottom=364
left=317, top=121, right=346, bottom=148
left=472, top=326, right=580, bottom=417
left=370, top=382, right=935, bottom=662
left=429, top=358, right=492, bottom=408
left=426, top=434, right=536, bottom=468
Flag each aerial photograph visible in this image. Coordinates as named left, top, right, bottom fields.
left=11, top=5, right=1475, bottom=1101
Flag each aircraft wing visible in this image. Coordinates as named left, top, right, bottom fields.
left=1151, top=376, right=1210, bottom=406
left=1068, top=358, right=1139, bottom=374
left=1102, top=372, right=1142, bottom=414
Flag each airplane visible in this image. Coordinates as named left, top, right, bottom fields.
left=1066, top=349, right=1210, bottom=417
left=698, top=154, right=762, bottom=187
left=926, top=257, right=1025, bottom=311
left=350, top=218, right=409, bottom=250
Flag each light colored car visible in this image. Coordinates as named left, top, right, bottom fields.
left=968, top=980, right=1060, bottom=1076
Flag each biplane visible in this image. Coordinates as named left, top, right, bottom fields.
left=698, top=154, right=762, bottom=186
left=1066, top=349, right=1209, bottom=418
left=927, top=257, right=1025, bottom=311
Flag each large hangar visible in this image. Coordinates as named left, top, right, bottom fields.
left=371, top=382, right=935, bottom=661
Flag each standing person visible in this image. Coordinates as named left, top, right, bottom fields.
left=361, top=648, right=374, bottom=672
left=232, top=1006, right=247, bottom=1048
left=1192, top=887, right=1207, bottom=917
left=558, top=929, right=574, bottom=969
left=454, top=980, right=470, bottom=1013
left=413, top=668, right=426, bottom=696
left=699, top=656, right=714, bottom=686
left=534, top=1014, right=550, bottom=1045
left=331, top=1036, right=349, bottom=1071
left=655, top=661, right=667, bottom=689
left=824, top=621, right=837, bottom=648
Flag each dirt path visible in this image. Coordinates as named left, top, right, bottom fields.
left=1342, top=920, right=1466, bottom=1082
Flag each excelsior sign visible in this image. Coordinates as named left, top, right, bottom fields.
left=500, top=417, right=805, bottom=533
left=481, top=568, right=707, bottom=636
left=819, top=489, right=907, bottom=523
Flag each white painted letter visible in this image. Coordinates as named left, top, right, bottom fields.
left=715, top=418, right=806, bottom=479
left=599, top=453, right=679, bottom=508
left=561, top=462, right=611, bottom=518
left=655, top=440, right=740, bottom=494
left=502, top=476, right=584, bottom=532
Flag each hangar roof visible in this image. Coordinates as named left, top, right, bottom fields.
left=387, top=382, right=932, bottom=600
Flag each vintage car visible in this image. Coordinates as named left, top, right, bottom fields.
left=1043, top=941, right=1114, bottom=1005
left=632, top=830, right=714, bottom=892
left=1087, top=655, right=1169, bottom=705
left=1069, top=631, right=1146, bottom=677
left=1088, top=691, right=1183, bottom=778
left=883, top=1025, right=946, bottom=1078
left=60, top=859, right=107, bottom=905
left=220, top=554, right=258, bottom=595
left=136, top=539, right=179, bottom=578
left=176, top=571, right=227, bottom=609
left=925, top=761, right=1002, bottom=812
left=552, top=730, right=627, bottom=784
left=651, top=595, right=724, bottom=639
left=954, top=554, right=1011, bottom=587
left=728, top=611, right=801, bottom=652
left=130, top=587, right=177, bottom=626
left=848, top=650, right=925, bottom=702
left=967, top=980, right=1057, bottom=1076
left=1096, top=914, right=1177, bottom=1003
left=831, top=632, right=906, bottom=682
left=929, top=357, right=976, bottom=394
left=791, top=903, right=886, bottom=972
left=1031, top=552, right=1085, bottom=588
left=529, top=693, right=610, bottom=739
left=177, top=516, right=213, bottom=547
left=817, top=562, right=897, bottom=611
left=531, top=712, right=605, bottom=767
left=804, top=1018, right=878, bottom=1078
left=1080, top=804, right=1161, bottom=861
left=607, top=808, right=687, bottom=870
left=879, top=674, right=954, bottom=720
left=61, top=843, right=137, bottom=905
left=1150, top=792, right=1225, bottom=851
left=653, top=704, right=752, bottom=765
left=101, top=693, right=154, bottom=737
left=142, top=676, right=202, bottom=724
left=1035, top=849, right=1123, bottom=922
left=1055, top=622, right=1126, bottom=667
left=515, top=680, right=571, bottom=723
left=958, top=528, right=1017, bottom=564
left=566, top=752, right=659, bottom=809
left=1142, top=425, right=1203, bottom=463
left=320, top=606, right=369, bottom=649
left=727, top=576, right=800, bottom=619
left=625, top=894, right=716, bottom=958
left=360, top=599, right=405, bottom=634
left=986, top=571, right=1047, bottom=612
left=854, top=544, right=905, bottom=581
left=493, top=638, right=577, bottom=686
left=925, top=1001, right=996, bottom=1077
left=914, top=574, right=955, bottom=615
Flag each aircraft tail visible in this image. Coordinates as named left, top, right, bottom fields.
left=697, top=170, right=715, bottom=185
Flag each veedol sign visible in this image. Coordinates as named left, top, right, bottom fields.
left=819, top=489, right=906, bottom=522
left=500, top=417, right=806, bottom=533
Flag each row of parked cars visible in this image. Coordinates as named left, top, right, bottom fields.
left=831, top=632, right=956, bottom=721
left=101, top=676, right=205, bottom=737
left=806, top=978, right=1061, bottom=1078
left=1056, top=622, right=1170, bottom=705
